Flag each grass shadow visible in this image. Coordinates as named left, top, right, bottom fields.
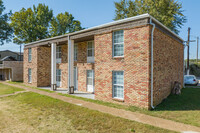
left=154, top=87, right=200, bottom=111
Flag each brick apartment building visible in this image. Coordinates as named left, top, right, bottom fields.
left=23, top=14, right=184, bottom=109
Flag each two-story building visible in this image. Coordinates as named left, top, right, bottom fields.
left=23, top=14, right=184, bottom=109
left=0, top=51, right=23, bottom=81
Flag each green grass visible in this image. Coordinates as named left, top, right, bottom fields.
left=0, top=92, right=175, bottom=133
left=0, top=83, right=24, bottom=96
left=7, top=81, right=54, bottom=93
left=7, top=81, right=200, bottom=127
left=58, top=88, right=200, bottom=127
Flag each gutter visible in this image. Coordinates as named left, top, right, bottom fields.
left=149, top=18, right=155, bottom=109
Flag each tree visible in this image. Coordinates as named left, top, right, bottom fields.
left=0, top=0, right=13, bottom=45
left=50, top=12, right=83, bottom=37
left=114, top=0, right=186, bottom=34
left=10, top=4, right=53, bottom=44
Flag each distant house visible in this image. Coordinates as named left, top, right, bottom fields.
left=23, top=14, right=184, bottom=109
left=0, top=50, right=23, bottom=61
left=0, top=50, right=23, bottom=81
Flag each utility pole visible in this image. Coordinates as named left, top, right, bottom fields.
left=187, top=27, right=191, bottom=75
left=197, top=37, right=199, bottom=64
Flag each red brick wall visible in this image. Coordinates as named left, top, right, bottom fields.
left=94, top=26, right=151, bottom=108
left=57, top=44, right=68, bottom=88
left=37, top=47, right=51, bottom=87
left=152, top=28, right=184, bottom=106
left=24, top=47, right=38, bottom=86
left=75, top=41, right=94, bottom=92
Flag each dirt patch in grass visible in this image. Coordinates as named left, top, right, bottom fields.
left=0, top=92, right=175, bottom=133
left=0, top=83, right=24, bottom=96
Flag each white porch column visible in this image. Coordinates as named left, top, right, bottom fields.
left=68, top=37, right=74, bottom=94
left=51, top=43, right=57, bottom=90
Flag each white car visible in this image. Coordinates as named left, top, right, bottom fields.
left=184, top=75, right=198, bottom=86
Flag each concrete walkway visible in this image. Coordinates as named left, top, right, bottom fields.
left=1, top=82, right=200, bottom=133
left=40, top=87, right=95, bottom=99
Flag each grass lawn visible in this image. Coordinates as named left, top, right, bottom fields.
left=0, top=83, right=24, bottom=96
left=7, top=82, right=200, bottom=127
left=58, top=87, right=200, bottom=127
left=0, top=91, right=174, bottom=133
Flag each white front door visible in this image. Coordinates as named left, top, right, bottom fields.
left=87, top=70, right=94, bottom=93
left=56, top=69, right=61, bottom=87
left=74, top=67, right=78, bottom=91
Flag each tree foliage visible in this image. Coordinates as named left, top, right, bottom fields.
left=50, top=12, right=83, bottom=37
left=114, top=0, right=186, bottom=34
left=10, top=4, right=83, bottom=44
left=0, top=0, right=13, bottom=45
left=10, top=4, right=53, bottom=44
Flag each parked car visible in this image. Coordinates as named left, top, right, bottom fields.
left=184, top=75, right=199, bottom=86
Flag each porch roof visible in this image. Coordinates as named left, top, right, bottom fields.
left=24, top=13, right=184, bottom=48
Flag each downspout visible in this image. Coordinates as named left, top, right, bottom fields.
left=68, top=35, right=70, bottom=93
left=149, top=18, right=155, bottom=109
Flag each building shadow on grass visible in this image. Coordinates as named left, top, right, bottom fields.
left=154, top=87, right=200, bottom=111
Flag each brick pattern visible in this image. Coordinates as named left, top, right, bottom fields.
left=94, top=26, right=151, bottom=108
left=152, top=28, right=184, bottom=106
left=37, top=47, right=51, bottom=87
left=57, top=44, right=68, bottom=88
left=24, top=47, right=38, bottom=86
left=75, top=41, right=94, bottom=92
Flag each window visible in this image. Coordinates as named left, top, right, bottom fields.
left=74, top=44, right=78, bottom=61
left=56, top=69, right=61, bottom=82
left=87, top=41, right=94, bottom=57
left=28, top=48, right=32, bottom=62
left=28, top=68, right=32, bottom=83
left=113, top=71, right=124, bottom=99
left=113, top=30, right=124, bottom=57
left=56, top=46, right=62, bottom=63
left=87, top=41, right=94, bottom=63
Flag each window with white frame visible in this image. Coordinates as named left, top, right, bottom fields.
left=74, top=43, right=78, bottom=61
left=113, top=30, right=124, bottom=57
left=56, top=46, right=62, bottom=63
left=87, top=41, right=94, bottom=63
left=28, top=68, right=32, bottom=83
left=113, top=71, right=124, bottom=99
left=87, top=41, right=94, bottom=57
left=56, top=69, right=61, bottom=82
left=28, top=48, right=32, bottom=62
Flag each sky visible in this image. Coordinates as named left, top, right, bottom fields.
left=0, top=0, right=200, bottom=59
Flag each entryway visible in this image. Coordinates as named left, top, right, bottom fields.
left=56, top=69, right=61, bottom=87
left=87, top=70, right=94, bottom=93
left=74, top=67, right=78, bottom=91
